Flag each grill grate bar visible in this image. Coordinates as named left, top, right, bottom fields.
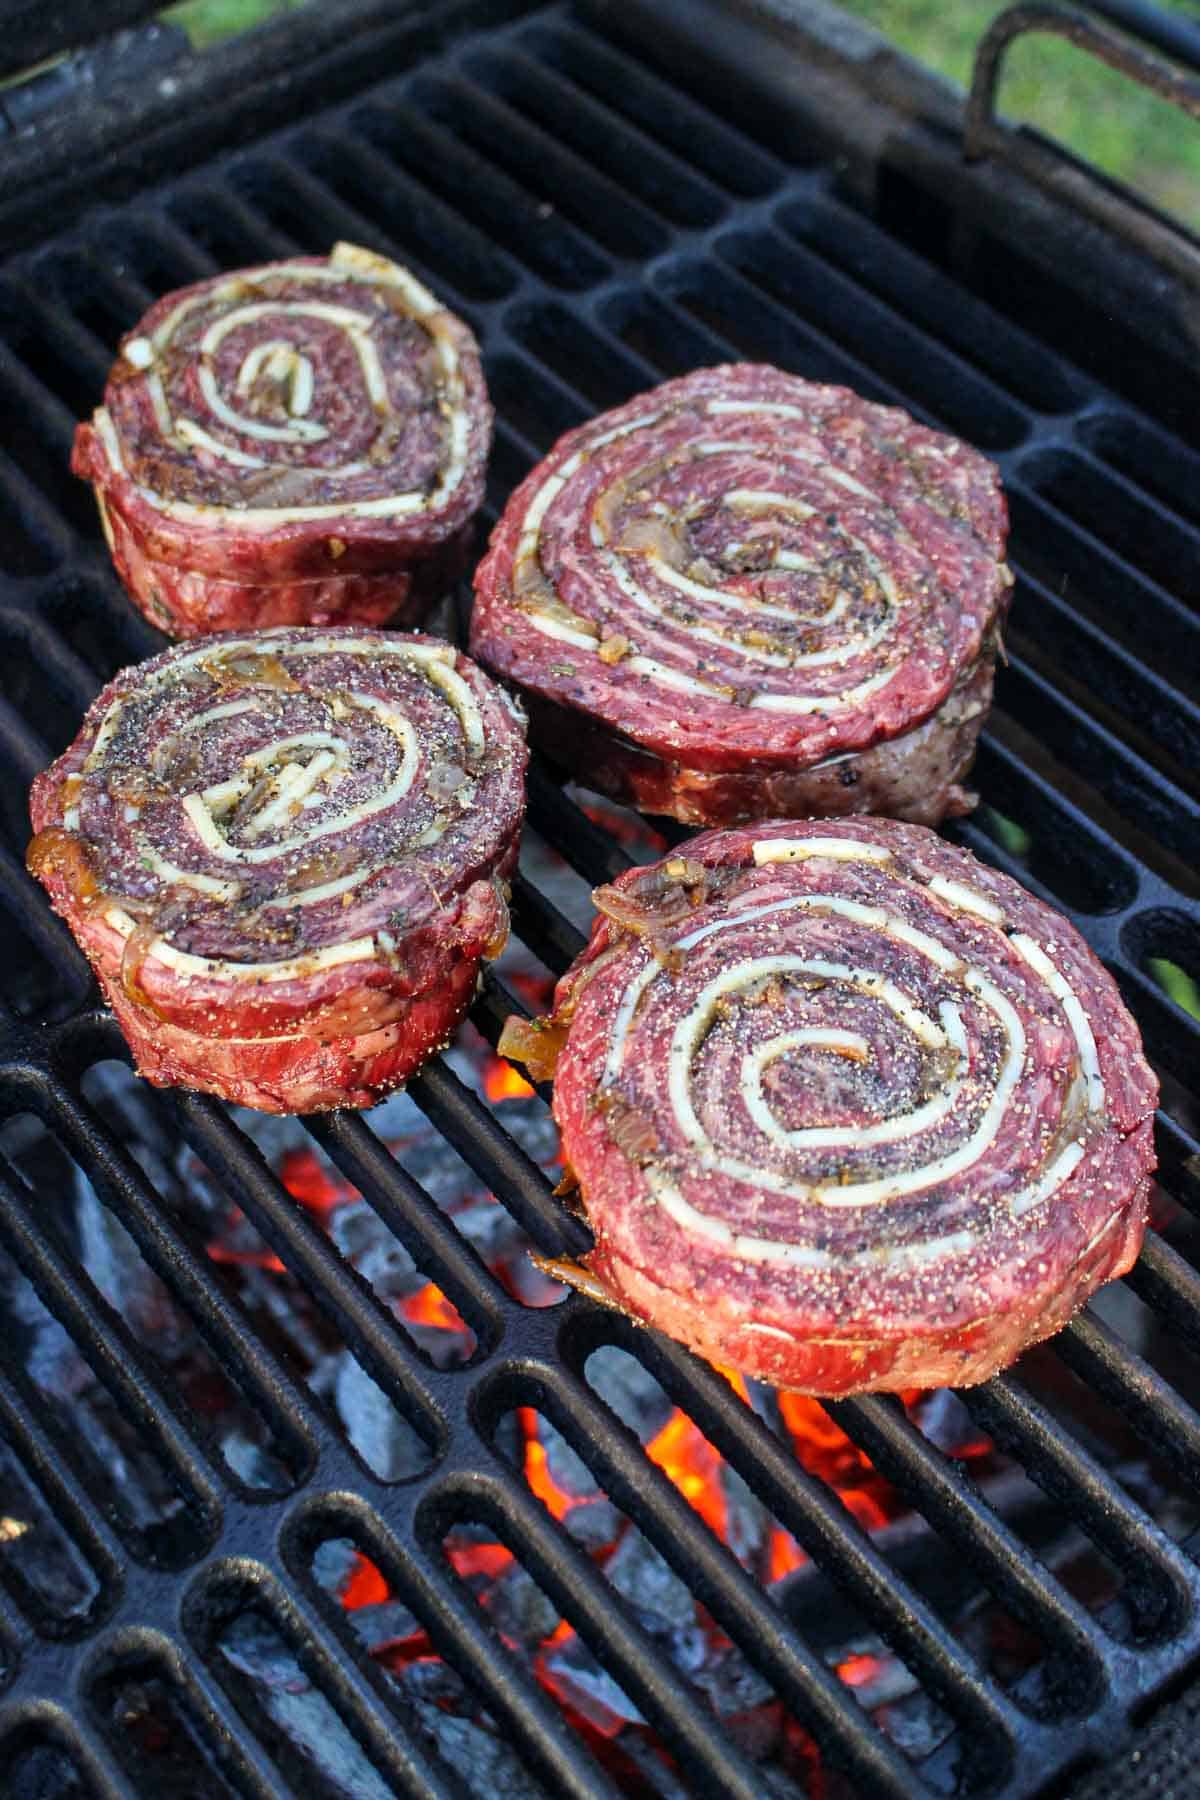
left=490, top=344, right=591, bottom=445
left=1005, top=565, right=1200, bottom=775
left=518, top=18, right=786, bottom=195
left=417, top=72, right=672, bottom=263
left=471, top=965, right=535, bottom=1053
left=1050, top=439, right=1200, bottom=613
left=354, top=98, right=612, bottom=292
left=967, top=725, right=1138, bottom=915
left=524, top=760, right=634, bottom=888
left=0, top=699, right=58, bottom=787
left=0, top=335, right=79, bottom=458
left=988, top=657, right=1200, bottom=876
left=0, top=1152, right=223, bottom=1546
left=72, top=250, right=158, bottom=338
left=307, top=1109, right=516, bottom=1322
left=466, top=44, right=730, bottom=228
left=441, top=1445, right=805, bottom=1800
left=408, top=1057, right=590, bottom=1259
left=1123, top=1235, right=1200, bottom=1357
left=1155, top=1113, right=1200, bottom=1214
left=51, top=1718, right=146, bottom=1800
left=168, top=1094, right=450, bottom=1444
left=177, top=183, right=300, bottom=268
left=527, top=1351, right=1019, bottom=1789
left=5, top=613, right=101, bottom=717
left=47, top=1078, right=327, bottom=1460
left=1113, top=972, right=1200, bottom=1093
left=137, top=212, right=222, bottom=283
left=0, top=1353, right=125, bottom=1606
left=345, top=1505, right=622, bottom=1800
left=828, top=1396, right=1113, bottom=1687
left=528, top=293, right=665, bottom=403
left=0, top=846, right=91, bottom=1001
left=774, top=192, right=1089, bottom=412
left=510, top=867, right=589, bottom=968
left=251, top=153, right=483, bottom=327
left=659, top=250, right=920, bottom=422
left=0, top=455, right=77, bottom=567
left=247, top=1570, right=468, bottom=1800
left=1055, top=1310, right=1200, bottom=1499
left=12, top=276, right=114, bottom=394
left=1022, top=441, right=1200, bottom=612
left=307, top=128, right=522, bottom=302
left=98, top=1635, right=308, bottom=1800
left=574, top=1318, right=1032, bottom=1753
left=721, top=223, right=1031, bottom=448
left=964, top=1375, right=1198, bottom=1629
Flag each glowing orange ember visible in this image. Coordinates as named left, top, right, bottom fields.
left=399, top=1281, right=467, bottom=1334
left=241, top=1089, right=1001, bottom=1789
left=484, top=1055, right=535, bottom=1103
left=717, top=1365, right=751, bottom=1402
left=206, top=1240, right=286, bottom=1275
left=836, top=1652, right=887, bottom=1689
left=645, top=1409, right=727, bottom=1539
left=520, top=1407, right=578, bottom=1522
left=767, top=1527, right=806, bottom=1584
left=277, top=1147, right=357, bottom=1216
left=375, top=1632, right=440, bottom=1670
left=509, top=969, right=555, bottom=1011
left=777, top=1393, right=897, bottom=1534
left=341, top=1551, right=389, bottom=1611
left=447, top=1540, right=514, bottom=1582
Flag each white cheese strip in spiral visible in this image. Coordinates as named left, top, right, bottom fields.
left=596, top=839, right=1108, bottom=1268
left=515, top=403, right=901, bottom=714
left=57, top=629, right=513, bottom=985
left=472, top=365, right=1010, bottom=832
left=499, top=374, right=996, bottom=726
left=90, top=244, right=477, bottom=529
left=541, top=817, right=1155, bottom=1395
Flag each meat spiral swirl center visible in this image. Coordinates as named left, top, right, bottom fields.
left=513, top=393, right=987, bottom=716
left=55, top=631, right=517, bottom=974
left=597, top=837, right=1105, bottom=1269
left=97, top=243, right=472, bottom=525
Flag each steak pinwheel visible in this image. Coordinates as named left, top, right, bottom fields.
left=73, top=242, right=491, bottom=638
left=502, top=819, right=1157, bottom=1394
left=28, top=628, right=526, bottom=1114
left=472, top=364, right=1009, bottom=827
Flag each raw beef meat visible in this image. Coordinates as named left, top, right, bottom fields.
left=472, top=364, right=1009, bottom=826
left=29, top=627, right=526, bottom=1113
left=503, top=817, right=1157, bottom=1393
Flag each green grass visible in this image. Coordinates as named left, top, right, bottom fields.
left=163, top=0, right=1200, bottom=229
left=839, top=0, right=1200, bottom=229
left=1147, top=957, right=1200, bottom=1020
left=160, top=0, right=308, bottom=51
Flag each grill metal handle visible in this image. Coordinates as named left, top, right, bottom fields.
left=965, top=0, right=1200, bottom=162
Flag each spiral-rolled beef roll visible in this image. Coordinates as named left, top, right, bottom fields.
left=472, top=365, right=1010, bottom=827
left=28, top=628, right=526, bottom=1113
left=73, top=243, right=491, bottom=638
left=507, top=819, right=1156, bottom=1394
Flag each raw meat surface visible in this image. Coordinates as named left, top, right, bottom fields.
left=521, top=818, right=1156, bottom=1394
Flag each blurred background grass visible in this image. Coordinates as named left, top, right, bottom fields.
left=841, top=0, right=1200, bottom=228
left=161, top=0, right=308, bottom=48
left=161, top=0, right=1200, bottom=230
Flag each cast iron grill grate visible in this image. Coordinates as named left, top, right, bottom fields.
left=0, top=3, right=1196, bottom=1795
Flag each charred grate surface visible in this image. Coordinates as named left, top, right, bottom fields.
left=0, top=4, right=1196, bottom=1796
